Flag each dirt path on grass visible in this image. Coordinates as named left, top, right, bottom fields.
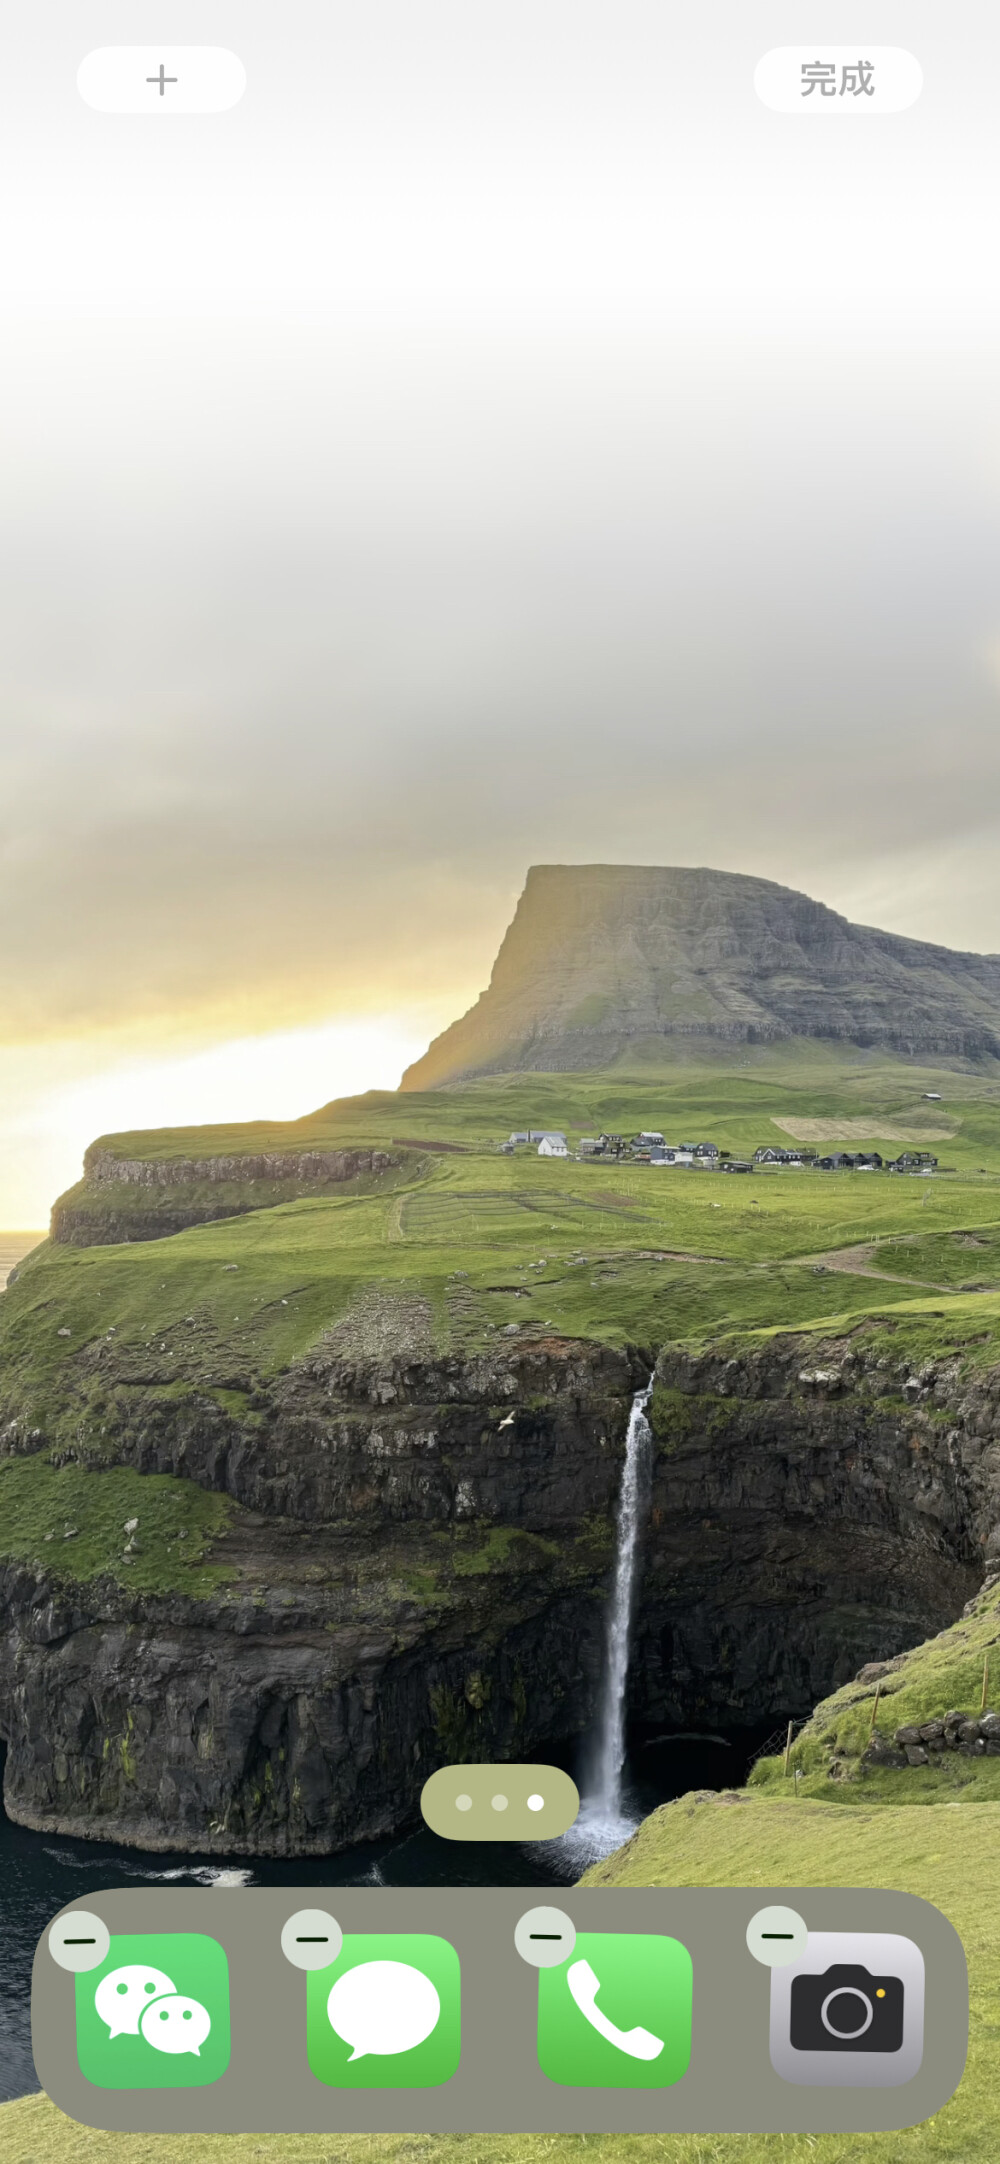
left=794, top=1241, right=955, bottom=1290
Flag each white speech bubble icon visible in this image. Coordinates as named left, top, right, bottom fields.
left=139, top=1992, right=212, bottom=2057
left=326, top=1959, right=440, bottom=2061
left=94, top=1964, right=177, bottom=2039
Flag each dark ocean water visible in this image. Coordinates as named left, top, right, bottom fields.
left=0, top=1725, right=773, bottom=2101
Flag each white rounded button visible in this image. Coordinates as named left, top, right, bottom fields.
left=754, top=48, right=922, bottom=115
left=514, top=1906, right=577, bottom=1968
left=746, top=1904, right=809, bottom=1967
left=280, top=1909, right=343, bottom=1971
left=78, top=47, right=246, bottom=114
left=48, top=1910, right=111, bottom=1973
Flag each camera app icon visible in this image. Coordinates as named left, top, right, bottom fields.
left=790, top=1960, right=904, bottom=2053
left=770, top=1933, right=924, bottom=2087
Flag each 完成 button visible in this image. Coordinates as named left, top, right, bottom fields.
left=77, top=48, right=246, bottom=115
left=754, top=48, right=922, bottom=114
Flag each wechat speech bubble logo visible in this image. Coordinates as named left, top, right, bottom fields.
left=327, top=1959, right=441, bottom=2061
left=76, top=1932, right=231, bottom=2090
left=94, top=1964, right=178, bottom=2040
left=139, top=1991, right=212, bottom=2057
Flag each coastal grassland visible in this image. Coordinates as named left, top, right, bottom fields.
left=8, top=1132, right=1000, bottom=1451
left=750, top=1573, right=1000, bottom=1805
left=5, top=1797, right=995, bottom=2164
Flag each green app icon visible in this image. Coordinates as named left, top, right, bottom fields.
left=75, top=1932, right=230, bottom=2090
left=537, top=1931, right=692, bottom=2088
left=306, top=1933, right=461, bottom=2089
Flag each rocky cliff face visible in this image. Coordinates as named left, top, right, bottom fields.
left=635, top=1329, right=994, bottom=1732
left=401, top=864, right=1000, bottom=1085
left=1, top=1322, right=996, bottom=1855
left=0, top=1341, right=637, bottom=1853
left=50, top=1147, right=399, bottom=1248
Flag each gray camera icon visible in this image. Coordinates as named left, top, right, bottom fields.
left=789, top=1962, right=904, bottom=2053
left=770, top=1933, right=924, bottom=2087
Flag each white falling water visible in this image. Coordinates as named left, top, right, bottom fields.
left=544, top=1376, right=654, bottom=1873
left=589, top=1377, right=654, bottom=1817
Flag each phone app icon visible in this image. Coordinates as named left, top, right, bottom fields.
left=74, top=1932, right=230, bottom=2090
left=536, top=1931, right=692, bottom=2088
left=769, top=1932, right=925, bottom=2087
left=306, top=1933, right=461, bottom=2089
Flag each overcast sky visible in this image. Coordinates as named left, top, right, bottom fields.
left=3, top=0, right=1000, bottom=1222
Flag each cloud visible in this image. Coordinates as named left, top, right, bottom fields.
left=4, top=2, right=1000, bottom=1220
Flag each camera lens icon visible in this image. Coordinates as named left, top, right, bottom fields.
left=769, top=1933, right=924, bottom=2087
left=790, top=1964, right=904, bottom=2053
left=823, top=1984, right=876, bottom=2039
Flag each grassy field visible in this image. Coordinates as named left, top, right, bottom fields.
left=4, top=1796, right=994, bottom=2164
left=12, top=1123, right=1000, bottom=1388
left=5, top=1055, right=1000, bottom=1594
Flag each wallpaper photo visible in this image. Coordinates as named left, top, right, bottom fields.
left=2, top=3, right=1000, bottom=2156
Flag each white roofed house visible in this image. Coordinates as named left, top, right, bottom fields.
left=538, top=1134, right=569, bottom=1157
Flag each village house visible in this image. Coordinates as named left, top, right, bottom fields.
left=538, top=1134, right=569, bottom=1157
left=640, top=1138, right=719, bottom=1165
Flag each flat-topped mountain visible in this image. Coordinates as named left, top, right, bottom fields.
left=401, top=864, right=1000, bottom=1087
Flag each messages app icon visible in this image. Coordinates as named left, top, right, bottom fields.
left=306, top=1934, right=461, bottom=2088
left=74, top=1932, right=230, bottom=2090
left=537, top=1932, right=692, bottom=2088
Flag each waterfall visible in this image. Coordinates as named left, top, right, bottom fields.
left=588, top=1377, right=654, bottom=1818
left=543, top=1376, right=654, bottom=1872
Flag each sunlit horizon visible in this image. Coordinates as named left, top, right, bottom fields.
left=0, top=1009, right=451, bottom=1230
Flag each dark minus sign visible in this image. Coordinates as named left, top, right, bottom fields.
left=64, top=1939, right=97, bottom=1945
left=529, top=1934, right=563, bottom=1940
left=761, top=1934, right=793, bottom=1940
left=296, top=1937, right=329, bottom=1943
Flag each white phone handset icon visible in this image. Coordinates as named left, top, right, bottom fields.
left=566, top=1958, right=665, bottom=2061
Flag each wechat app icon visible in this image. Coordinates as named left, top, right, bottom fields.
left=306, top=1934, right=461, bottom=2088
left=537, top=1931, right=692, bottom=2088
left=75, top=1933, right=230, bottom=2090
